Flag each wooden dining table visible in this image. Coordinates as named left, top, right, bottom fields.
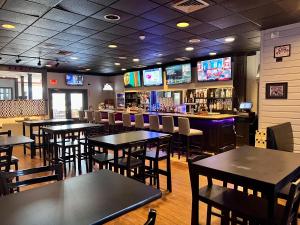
left=0, top=135, right=34, bottom=149
left=0, top=170, right=161, bottom=225
left=190, top=145, right=300, bottom=225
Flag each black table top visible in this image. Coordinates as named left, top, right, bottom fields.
left=0, top=170, right=161, bottom=225
left=0, top=136, right=34, bottom=147
left=43, top=123, right=103, bottom=134
left=88, top=130, right=171, bottom=147
left=194, top=146, right=300, bottom=189
left=23, top=119, right=74, bottom=126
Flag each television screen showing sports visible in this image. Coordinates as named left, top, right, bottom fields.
left=197, top=57, right=232, bottom=81
left=143, top=68, right=163, bottom=86
left=65, top=74, right=84, bottom=86
left=166, top=63, right=191, bottom=85
left=124, top=71, right=141, bottom=88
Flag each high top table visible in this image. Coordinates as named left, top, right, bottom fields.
left=23, top=119, right=74, bottom=158
left=0, top=136, right=34, bottom=148
left=190, top=145, right=300, bottom=225
left=0, top=170, right=161, bottom=225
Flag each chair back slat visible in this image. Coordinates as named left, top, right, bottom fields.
left=126, top=141, right=147, bottom=168
left=267, top=122, right=294, bottom=152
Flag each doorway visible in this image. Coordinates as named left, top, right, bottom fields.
left=49, top=89, right=88, bottom=119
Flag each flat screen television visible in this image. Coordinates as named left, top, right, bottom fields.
left=124, top=71, right=141, bottom=88
left=143, top=68, right=163, bottom=86
left=166, top=63, right=191, bottom=85
left=197, top=57, right=232, bottom=82
left=66, top=74, right=84, bottom=86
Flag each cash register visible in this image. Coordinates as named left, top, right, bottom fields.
left=237, top=102, right=255, bottom=119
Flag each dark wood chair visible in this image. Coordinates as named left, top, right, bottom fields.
left=0, top=130, right=18, bottom=170
left=267, top=122, right=294, bottom=152
left=0, top=146, right=13, bottom=172
left=32, top=125, right=43, bottom=158
left=111, top=141, right=147, bottom=183
left=0, top=163, right=63, bottom=196
left=145, top=135, right=172, bottom=192
left=144, top=209, right=157, bottom=225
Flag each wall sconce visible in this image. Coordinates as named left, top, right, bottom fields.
left=103, top=83, right=113, bottom=91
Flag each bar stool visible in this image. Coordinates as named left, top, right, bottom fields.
left=178, top=117, right=203, bottom=160
left=149, top=115, right=163, bottom=132
left=162, top=116, right=179, bottom=157
left=86, top=111, right=94, bottom=123
left=108, top=112, right=123, bottom=134
left=78, top=110, right=86, bottom=122
left=94, top=111, right=103, bottom=124
left=122, top=113, right=135, bottom=131
left=135, top=114, right=149, bottom=130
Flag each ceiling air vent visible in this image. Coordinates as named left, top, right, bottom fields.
left=171, top=0, right=209, bottom=13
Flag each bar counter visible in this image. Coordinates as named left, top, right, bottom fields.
left=100, top=110, right=237, bottom=153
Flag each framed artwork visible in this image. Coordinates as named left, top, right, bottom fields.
left=266, top=82, right=288, bottom=99
left=274, top=44, right=291, bottom=58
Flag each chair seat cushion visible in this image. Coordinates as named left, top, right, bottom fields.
left=92, top=153, right=114, bottom=163
left=187, top=129, right=203, bottom=136
left=117, top=157, right=143, bottom=168
left=145, top=150, right=167, bottom=159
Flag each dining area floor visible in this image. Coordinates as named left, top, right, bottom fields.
left=12, top=144, right=221, bottom=225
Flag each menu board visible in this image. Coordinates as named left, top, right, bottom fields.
left=66, top=74, right=84, bottom=86
left=124, top=71, right=141, bottom=88
left=143, top=68, right=163, bottom=86
left=166, top=63, right=191, bottom=85
left=197, top=57, right=232, bottom=81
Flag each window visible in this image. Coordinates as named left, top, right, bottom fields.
left=0, top=88, right=12, bottom=100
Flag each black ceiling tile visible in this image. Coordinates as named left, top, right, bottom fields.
left=248, top=37, right=260, bottom=44
left=121, top=17, right=158, bottom=30
left=165, top=31, right=194, bottom=41
left=104, top=25, right=138, bottom=36
left=64, top=26, right=98, bottom=37
left=43, top=8, right=85, bottom=24
left=27, top=0, right=62, bottom=7
left=240, top=3, right=284, bottom=21
left=149, top=0, right=173, bottom=5
left=5, top=43, right=33, bottom=51
left=145, top=24, right=177, bottom=35
left=68, top=42, right=95, bottom=50
left=187, top=23, right=219, bottom=35
left=24, top=26, right=59, bottom=37
left=200, top=28, right=235, bottom=40
left=10, top=38, right=41, bottom=46
left=225, top=22, right=260, bottom=34
left=259, top=13, right=299, bottom=30
left=44, top=38, right=74, bottom=46
left=88, top=0, right=117, bottom=6
left=142, top=6, right=182, bottom=23
left=58, top=0, right=105, bottom=16
left=78, top=47, right=107, bottom=56
left=0, top=55, right=15, bottom=62
left=0, top=21, right=28, bottom=32
left=53, top=32, right=85, bottom=41
left=194, top=40, right=220, bottom=48
left=18, top=33, right=49, bottom=42
left=33, top=18, right=72, bottom=31
left=0, top=36, right=13, bottom=43
left=208, top=14, right=249, bottom=29
left=127, top=32, right=160, bottom=40
left=221, top=0, right=273, bottom=12
left=0, top=29, right=19, bottom=38
left=77, top=17, right=114, bottom=31
left=90, top=32, right=121, bottom=41
left=113, top=37, right=141, bottom=45
left=92, top=7, right=134, bottom=24
left=79, top=37, right=105, bottom=45
left=1, top=47, right=25, bottom=55
left=190, top=5, right=232, bottom=22
left=0, top=9, right=38, bottom=25
left=3, top=0, right=49, bottom=17
left=242, top=30, right=261, bottom=39
left=110, top=0, right=159, bottom=15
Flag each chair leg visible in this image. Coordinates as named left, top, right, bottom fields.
left=154, top=160, right=160, bottom=189
left=206, top=205, right=212, bottom=225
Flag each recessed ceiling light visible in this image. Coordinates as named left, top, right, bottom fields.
left=85, top=68, right=91, bottom=71
left=108, top=44, right=118, bottom=48
left=189, top=38, right=201, bottom=43
left=70, top=56, right=79, bottom=60
left=118, top=56, right=127, bottom=59
left=185, top=46, right=194, bottom=51
left=224, top=36, right=235, bottom=43
left=133, top=58, right=139, bottom=62
left=104, top=14, right=120, bottom=21
left=175, top=57, right=190, bottom=61
left=177, top=22, right=190, bottom=28
left=121, top=68, right=126, bottom=71
left=209, top=52, right=217, bottom=56
left=156, top=62, right=162, bottom=65
left=139, top=35, right=146, bottom=40
left=46, top=64, right=52, bottom=68
left=2, top=24, right=15, bottom=29
left=114, top=62, right=120, bottom=66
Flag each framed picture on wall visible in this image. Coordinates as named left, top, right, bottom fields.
left=265, top=82, right=288, bottom=99
left=274, top=44, right=291, bottom=58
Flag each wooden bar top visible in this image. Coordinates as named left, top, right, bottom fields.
left=99, top=109, right=237, bottom=120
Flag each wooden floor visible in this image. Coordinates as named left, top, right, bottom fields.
left=15, top=146, right=221, bottom=225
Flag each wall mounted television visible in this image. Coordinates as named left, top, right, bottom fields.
left=124, top=71, right=141, bottom=88
left=197, top=57, right=232, bottom=82
left=166, top=63, right=192, bottom=85
left=65, top=74, right=84, bottom=86
left=142, top=68, right=163, bottom=86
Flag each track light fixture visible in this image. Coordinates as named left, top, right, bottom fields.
left=37, top=57, right=41, bottom=66
left=55, top=60, right=59, bottom=67
left=16, top=56, right=21, bottom=63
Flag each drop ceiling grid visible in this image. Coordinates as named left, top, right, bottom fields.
left=0, top=0, right=296, bottom=73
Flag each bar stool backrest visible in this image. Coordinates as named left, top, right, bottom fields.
left=108, top=112, right=116, bottom=125
left=78, top=111, right=85, bottom=121
left=122, top=113, right=131, bottom=127
left=135, top=114, right=144, bottom=129
left=178, top=117, right=190, bottom=135
left=94, top=111, right=101, bottom=123
left=86, top=111, right=94, bottom=123
left=149, top=115, right=160, bottom=131
left=162, top=116, right=175, bottom=133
